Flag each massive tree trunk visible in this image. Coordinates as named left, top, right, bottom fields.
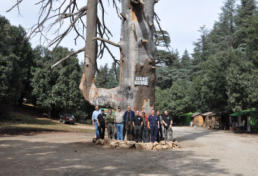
left=80, top=0, right=156, bottom=114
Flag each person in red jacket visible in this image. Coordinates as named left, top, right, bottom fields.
left=141, top=111, right=150, bottom=143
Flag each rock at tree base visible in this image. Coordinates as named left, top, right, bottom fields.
left=160, top=141, right=166, bottom=145
left=92, top=138, right=179, bottom=151
left=135, top=143, right=144, bottom=150
left=104, top=139, right=112, bottom=145
left=117, top=143, right=132, bottom=149
left=92, top=138, right=97, bottom=143
left=110, top=141, right=119, bottom=148
left=135, top=143, right=154, bottom=151
left=153, top=144, right=163, bottom=151
left=95, top=139, right=104, bottom=145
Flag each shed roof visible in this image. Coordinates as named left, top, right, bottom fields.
left=191, top=112, right=201, bottom=118
left=231, top=108, right=257, bottom=117
left=202, top=112, right=215, bottom=116
left=184, top=112, right=193, bottom=118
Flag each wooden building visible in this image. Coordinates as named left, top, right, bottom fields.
left=202, top=112, right=221, bottom=129
left=191, top=112, right=204, bottom=127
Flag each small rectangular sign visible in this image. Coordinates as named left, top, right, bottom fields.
left=134, top=76, right=149, bottom=86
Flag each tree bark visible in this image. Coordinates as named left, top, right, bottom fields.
left=80, top=0, right=98, bottom=100
left=119, top=0, right=156, bottom=112
left=80, top=0, right=156, bottom=114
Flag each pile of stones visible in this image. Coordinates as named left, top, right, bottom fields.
left=92, top=138, right=179, bottom=151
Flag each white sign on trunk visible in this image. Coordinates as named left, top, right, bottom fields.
left=134, top=77, right=149, bottom=86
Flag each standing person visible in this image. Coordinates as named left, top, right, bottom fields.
left=141, top=111, right=150, bottom=143
left=115, top=106, right=124, bottom=140
left=133, top=111, right=143, bottom=143
left=97, top=109, right=106, bottom=139
left=92, top=105, right=100, bottom=139
left=105, top=108, right=115, bottom=139
left=123, top=106, right=135, bottom=141
left=148, top=109, right=159, bottom=143
left=157, top=111, right=164, bottom=142
left=162, top=110, right=173, bottom=141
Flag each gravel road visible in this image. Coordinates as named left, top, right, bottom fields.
left=0, top=127, right=257, bottom=176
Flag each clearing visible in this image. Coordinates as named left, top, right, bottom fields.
left=0, top=125, right=258, bottom=176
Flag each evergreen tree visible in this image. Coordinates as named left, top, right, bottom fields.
left=180, top=50, right=191, bottom=67
left=155, top=0, right=257, bottom=117
left=31, top=46, right=91, bottom=117
left=226, top=51, right=258, bottom=111
left=192, top=26, right=210, bottom=65
left=234, top=0, right=257, bottom=48
left=95, top=63, right=119, bottom=89
left=0, top=16, right=33, bottom=107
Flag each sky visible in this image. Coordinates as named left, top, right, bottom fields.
left=0, top=0, right=226, bottom=66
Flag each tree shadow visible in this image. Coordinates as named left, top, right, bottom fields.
left=0, top=127, right=63, bottom=136
left=0, top=138, right=240, bottom=176
left=175, top=129, right=212, bottom=142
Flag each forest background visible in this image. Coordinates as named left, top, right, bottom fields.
left=0, top=0, right=257, bottom=123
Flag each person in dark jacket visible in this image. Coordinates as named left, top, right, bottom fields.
left=97, top=109, right=106, bottom=139
left=162, top=110, right=173, bottom=141
left=148, top=109, right=159, bottom=142
left=133, top=110, right=143, bottom=142
left=123, top=106, right=135, bottom=141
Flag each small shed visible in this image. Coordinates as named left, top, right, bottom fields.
left=202, top=112, right=221, bottom=129
left=191, top=112, right=204, bottom=127
left=231, top=108, right=258, bottom=133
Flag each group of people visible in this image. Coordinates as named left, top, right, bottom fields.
left=92, top=105, right=174, bottom=143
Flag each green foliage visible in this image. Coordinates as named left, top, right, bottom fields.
left=0, top=16, right=33, bottom=107
left=155, top=0, right=258, bottom=118
left=0, top=15, right=94, bottom=118
left=154, top=30, right=171, bottom=48
left=250, top=116, right=258, bottom=132
left=234, top=0, right=257, bottom=48
left=180, top=50, right=192, bottom=67
left=95, top=63, right=119, bottom=89
left=155, top=80, right=194, bottom=117
left=31, top=46, right=93, bottom=118
left=225, top=52, right=258, bottom=111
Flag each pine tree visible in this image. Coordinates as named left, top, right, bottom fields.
left=234, top=0, right=257, bottom=48
left=180, top=50, right=191, bottom=67
left=31, top=47, right=89, bottom=117
left=0, top=16, right=33, bottom=106
left=192, top=26, right=210, bottom=65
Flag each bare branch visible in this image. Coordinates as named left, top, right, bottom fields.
left=105, top=43, right=120, bottom=64
left=110, top=0, right=122, bottom=20
left=6, top=0, right=23, bottom=12
left=48, top=10, right=86, bottom=48
left=7, top=0, right=119, bottom=55
left=154, top=12, right=171, bottom=52
left=51, top=47, right=85, bottom=69
left=98, top=0, right=113, bottom=38
left=93, top=37, right=120, bottom=48
left=120, top=13, right=127, bottom=21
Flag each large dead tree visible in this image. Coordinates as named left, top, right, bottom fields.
left=9, top=0, right=163, bottom=113
left=80, top=0, right=156, bottom=113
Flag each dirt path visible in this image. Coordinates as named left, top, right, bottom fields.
left=0, top=127, right=258, bottom=176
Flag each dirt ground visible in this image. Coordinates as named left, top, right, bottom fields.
left=0, top=126, right=258, bottom=176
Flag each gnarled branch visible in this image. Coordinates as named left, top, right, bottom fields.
left=93, top=37, right=120, bottom=48
left=51, top=47, right=85, bottom=69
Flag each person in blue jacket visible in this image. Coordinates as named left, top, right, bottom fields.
left=123, top=106, right=135, bottom=141
left=148, top=109, right=160, bottom=142
left=92, top=105, right=100, bottom=139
